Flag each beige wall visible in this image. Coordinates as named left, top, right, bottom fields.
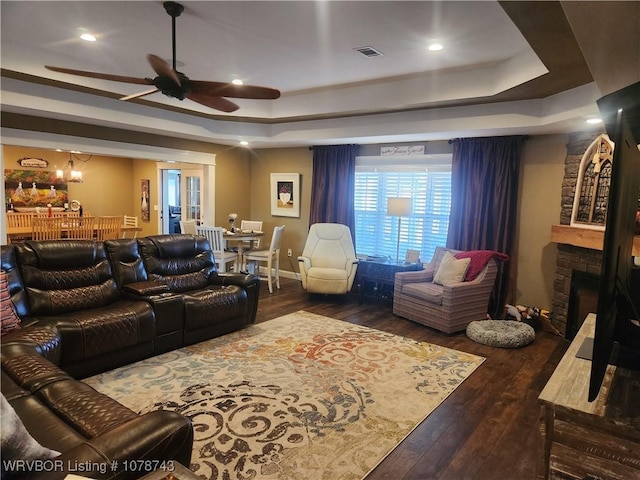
left=3, top=135, right=571, bottom=313
left=515, top=134, right=566, bottom=310
left=249, top=147, right=313, bottom=272
left=3, top=145, right=136, bottom=219
left=250, top=137, right=569, bottom=308
left=210, top=146, right=252, bottom=225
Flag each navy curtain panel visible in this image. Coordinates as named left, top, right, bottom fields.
left=447, top=135, right=527, bottom=318
left=309, top=145, right=359, bottom=236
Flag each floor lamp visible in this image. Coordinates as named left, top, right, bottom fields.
left=387, top=197, right=412, bottom=263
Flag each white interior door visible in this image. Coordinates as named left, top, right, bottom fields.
left=181, top=168, right=203, bottom=223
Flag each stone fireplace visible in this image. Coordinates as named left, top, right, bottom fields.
left=565, top=269, right=599, bottom=340
left=550, top=130, right=640, bottom=337
left=554, top=245, right=601, bottom=339
left=551, top=130, right=603, bottom=337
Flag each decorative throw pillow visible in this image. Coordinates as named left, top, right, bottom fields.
left=433, top=251, right=471, bottom=286
left=1, top=270, right=21, bottom=336
left=0, top=394, right=60, bottom=464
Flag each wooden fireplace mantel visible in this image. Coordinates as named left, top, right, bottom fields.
left=550, top=224, right=640, bottom=256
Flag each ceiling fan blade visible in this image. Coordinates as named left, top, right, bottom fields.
left=45, top=66, right=152, bottom=85
left=190, top=80, right=281, bottom=100
left=186, top=93, right=239, bottom=113
left=120, top=88, right=160, bottom=101
left=147, top=54, right=181, bottom=86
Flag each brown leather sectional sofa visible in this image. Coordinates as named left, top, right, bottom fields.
left=1, top=234, right=261, bottom=479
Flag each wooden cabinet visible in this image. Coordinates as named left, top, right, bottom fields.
left=355, top=259, right=422, bottom=304
left=538, top=314, right=640, bottom=479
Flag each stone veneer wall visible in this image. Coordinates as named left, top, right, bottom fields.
left=551, top=128, right=605, bottom=336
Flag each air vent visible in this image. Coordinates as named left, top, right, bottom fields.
left=354, top=46, right=384, bottom=58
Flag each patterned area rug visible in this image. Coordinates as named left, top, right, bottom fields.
left=85, top=311, right=484, bottom=480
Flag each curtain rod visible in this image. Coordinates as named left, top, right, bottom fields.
left=448, top=135, right=530, bottom=144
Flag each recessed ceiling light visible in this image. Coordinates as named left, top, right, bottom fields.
left=586, top=118, right=603, bottom=124
left=240, top=140, right=249, bottom=146
left=427, top=42, right=443, bottom=52
left=232, top=79, right=244, bottom=86
left=80, top=33, right=97, bottom=42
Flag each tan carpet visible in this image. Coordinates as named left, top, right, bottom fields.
left=85, top=311, right=484, bottom=480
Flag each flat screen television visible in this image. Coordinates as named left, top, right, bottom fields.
left=588, top=81, right=640, bottom=402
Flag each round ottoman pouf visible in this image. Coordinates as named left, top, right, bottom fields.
left=466, top=320, right=535, bottom=348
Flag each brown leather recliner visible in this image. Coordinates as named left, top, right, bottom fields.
left=133, top=235, right=260, bottom=346
left=1, top=325, right=193, bottom=480
left=7, top=240, right=156, bottom=379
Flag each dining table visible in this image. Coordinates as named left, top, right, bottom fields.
left=4, top=224, right=143, bottom=242
left=223, top=230, right=265, bottom=272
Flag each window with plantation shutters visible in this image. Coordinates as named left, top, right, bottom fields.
left=354, top=155, right=452, bottom=263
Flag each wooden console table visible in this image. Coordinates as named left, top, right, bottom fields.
left=538, top=313, right=640, bottom=479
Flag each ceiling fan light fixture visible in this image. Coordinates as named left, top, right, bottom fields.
left=427, top=42, right=443, bottom=52
left=232, top=79, right=244, bottom=85
left=44, top=1, right=281, bottom=113
left=79, top=32, right=97, bottom=42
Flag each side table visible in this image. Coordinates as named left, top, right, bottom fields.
left=356, top=258, right=422, bottom=304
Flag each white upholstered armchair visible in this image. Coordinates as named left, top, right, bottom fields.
left=298, top=223, right=359, bottom=294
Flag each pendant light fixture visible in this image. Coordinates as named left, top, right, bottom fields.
left=56, top=152, right=91, bottom=183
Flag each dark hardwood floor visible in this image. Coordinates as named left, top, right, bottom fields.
left=255, top=278, right=569, bottom=480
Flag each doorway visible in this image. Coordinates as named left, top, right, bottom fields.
left=160, top=167, right=204, bottom=234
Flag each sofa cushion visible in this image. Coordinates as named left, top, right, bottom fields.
left=0, top=393, right=60, bottom=463
left=16, top=241, right=121, bottom=315
left=307, top=267, right=349, bottom=282
left=51, top=300, right=155, bottom=364
left=433, top=251, right=470, bottom=286
left=138, top=235, right=217, bottom=292
left=183, top=286, right=247, bottom=331
left=401, top=282, right=444, bottom=305
left=1, top=270, right=21, bottom=336
left=38, top=380, right=139, bottom=438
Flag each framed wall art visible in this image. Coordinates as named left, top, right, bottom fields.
left=141, top=179, right=150, bottom=222
left=270, top=173, right=300, bottom=218
left=4, top=169, right=68, bottom=211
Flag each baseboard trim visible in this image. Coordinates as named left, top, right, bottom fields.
left=253, top=266, right=300, bottom=281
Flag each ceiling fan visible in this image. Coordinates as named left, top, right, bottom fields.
left=45, top=1, right=280, bottom=113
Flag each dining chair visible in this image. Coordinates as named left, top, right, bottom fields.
left=65, top=216, right=95, bottom=240
left=31, top=217, right=64, bottom=240
left=239, top=220, right=263, bottom=248
left=229, top=220, right=264, bottom=268
left=179, top=220, right=197, bottom=234
left=6, top=212, right=34, bottom=229
left=96, top=216, right=122, bottom=241
left=50, top=212, right=78, bottom=218
left=196, top=225, right=239, bottom=273
left=122, top=215, right=139, bottom=238
left=243, top=225, right=285, bottom=293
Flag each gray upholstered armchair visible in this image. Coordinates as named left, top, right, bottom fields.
left=393, top=246, right=500, bottom=334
